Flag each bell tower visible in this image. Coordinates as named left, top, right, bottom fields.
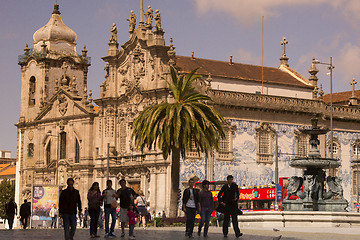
left=18, top=4, right=91, bottom=123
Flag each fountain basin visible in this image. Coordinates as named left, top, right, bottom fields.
left=290, top=157, right=340, bottom=169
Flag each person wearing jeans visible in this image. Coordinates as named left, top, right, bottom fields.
left=182, top=178, right=199, bottom=238
left=102, top=180, right=117, bottom=238
left=87, top=182, right=102, bottom=238
left=59, top=178, right=82, bottom=240
left=198, top=180, right=214, bottom=237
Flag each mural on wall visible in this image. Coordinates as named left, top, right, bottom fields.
left=180, top=119, right=360, bottom=209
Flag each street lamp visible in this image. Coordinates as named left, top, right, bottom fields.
left=47, top=130, right=59, bottom=185
left=314, top=57, right=335, bottom=175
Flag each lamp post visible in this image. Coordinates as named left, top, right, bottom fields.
left=274, top=132, right=279, bottom=210
left=314, top=57, right=335, bottom=174
left=47, top=131, right=59, bottom=185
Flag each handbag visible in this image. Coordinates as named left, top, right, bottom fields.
left=216, top=204, right=225, bottom=213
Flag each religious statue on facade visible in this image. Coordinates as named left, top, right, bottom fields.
left=144, top=5, right=153, bottom=28
left=127, top=10, right=136, bottom=33
left=110, top=23, right=118, bottom=43
left=154, top=9, right=162, bottom=31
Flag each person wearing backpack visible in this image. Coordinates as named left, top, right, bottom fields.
left=134, top=190, right=147, bottom=229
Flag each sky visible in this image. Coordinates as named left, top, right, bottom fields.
left=1, top=0, right=360, bottom=157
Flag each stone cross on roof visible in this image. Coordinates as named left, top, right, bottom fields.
left=351, top=78, right=357, bottom=97
left=280, top=37, right=288, bottom=57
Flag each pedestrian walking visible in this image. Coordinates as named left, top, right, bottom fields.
left=59, top=178, right=82, bottom=240
left=102, top=179, right=117, bottom=238
left=115, top=179, right=136, bottom=237
left=87, top=182, right=102, bottom=238
left=19, top=199, right=31, bottom=229
left=198, top=180, right=214, bottom=237
left=49, top=203, right=58, bottom=228
left=218, top=175, right=242, bottom=238
left=5, top=197, right=17, bottom=230
left=134, top=190, right=147, bottom=229
left=161, top=210, right=166, bottom=219
left=127, top=204, right=138, bottom=239
left=182, top=178, right=199, bottom=238
left=83, top=207, right=88, bottom=228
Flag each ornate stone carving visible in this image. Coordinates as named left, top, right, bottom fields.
left=144, top=6, right=153, bottom=29
left=154, top=9, right=162, bottom=32
left=57, top=93, right=68, bottom=116
left=109, top=23, right=118, bottom=43
left=286, top=176, right=304, bottom=200
left=127, top=10, right=136, bottom=33
left=324, top=176, right=344, bottom=199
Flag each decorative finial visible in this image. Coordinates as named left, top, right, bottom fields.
left=167, top=38, right=176, bottom=66
left=230, top=55, right=233, bottom=65
left=24, top=44, right=30, bottom=55
left=88, top=90, right=93, bottom=104
left=127, top=10, right=136, bottom=33
left=206, top=74, right=213, bottom=87
left=312, top=86, right=319, bottom=100
left=52, top=4, right=61, bottom=15
left=82, top=45, right=87, bottom=57
left=309, top=57, right=319, bottom=87
left=280, top=37, right=289, bottom=67
left=319, top=84, right=324, bottom=100
left=192, top=51, right=195, bottom=60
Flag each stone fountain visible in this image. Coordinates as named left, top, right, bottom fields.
left=282, top=118, right=348, bottom=211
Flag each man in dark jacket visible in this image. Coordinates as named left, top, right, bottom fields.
left=218, top=175, right=242, bottom=238
left=19, top=199, right=31, bottom=229
left=59, top=178, right=82, bottom=240
left=182, top=178, right=199, bottom=238
left=115, top=179, right=136, bottom=237
left=5, top=197, right=17, bottom=230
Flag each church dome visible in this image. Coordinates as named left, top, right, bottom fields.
left=33, top=4, right=77, bottom=54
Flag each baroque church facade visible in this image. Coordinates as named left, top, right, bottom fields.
left=16, top=4, right=360, bottom=215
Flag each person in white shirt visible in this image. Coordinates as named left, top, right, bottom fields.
left=49, top=204, right=58, bottom=228
left=134, top=190, right=147, bottom=229
left=102, top=180, right=117, bottom=238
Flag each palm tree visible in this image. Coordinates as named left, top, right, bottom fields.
left=132, top=66, right=225, bottom=217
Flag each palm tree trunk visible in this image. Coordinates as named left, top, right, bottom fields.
left=169, top=147, right=181, bottom=218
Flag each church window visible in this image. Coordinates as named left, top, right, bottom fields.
left=216, top=126, right=234, bottom=161
left=60, top=132, right=66, bottom=159
left=75, top=139, right=80, bottom=163
left=46, top=141, right=51, bottom=165
left=295, top=131, right=308, bottom=157
left=29, top=76, right=36, bottom=106
left=326, top=138, right=340, bottom=158
left=256, top=122, right=275, bottom=164
left=119, top=121, right=127, bottom=153
left=352, top=140, right=360, bottom=159
left=28, top=143, right=34, bottom=158
left=353, top=168, right=360, bottom=195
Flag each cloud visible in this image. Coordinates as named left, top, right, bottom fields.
left=193, top=0, right=360, bottom=27
left=193, top=0, right=328, bottom=25
left=234, top=48, right=262, bottom=65
left=96, top=2, right=122, bottom=22
left=336, top=43, right=360, bottom=83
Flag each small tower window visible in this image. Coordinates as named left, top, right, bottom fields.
left=28, top=143, right=34, bottom=158
left=46, top=141, right=51, bottom=165
left=29, top=76, right=36, bottom=106
left=60, top=132, right=66, bottom=159
left=75, top=139, right=80, bottom=163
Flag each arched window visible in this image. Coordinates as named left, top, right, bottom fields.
left=326, top=138, right=340, bottom=158
left=75, top=139, right=80, bottom=163
left=28, top=143, right=34, bottom=158
left=29, top=76, right=36, bottom=106
left=60, top=132, right=66, bottom=159
left=46, top=141, right=51, bottom=165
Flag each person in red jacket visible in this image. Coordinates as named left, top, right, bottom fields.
left=127, top=204, right=138, bottom=239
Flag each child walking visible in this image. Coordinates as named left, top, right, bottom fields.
left=127, top=205, right=138, bottom=239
